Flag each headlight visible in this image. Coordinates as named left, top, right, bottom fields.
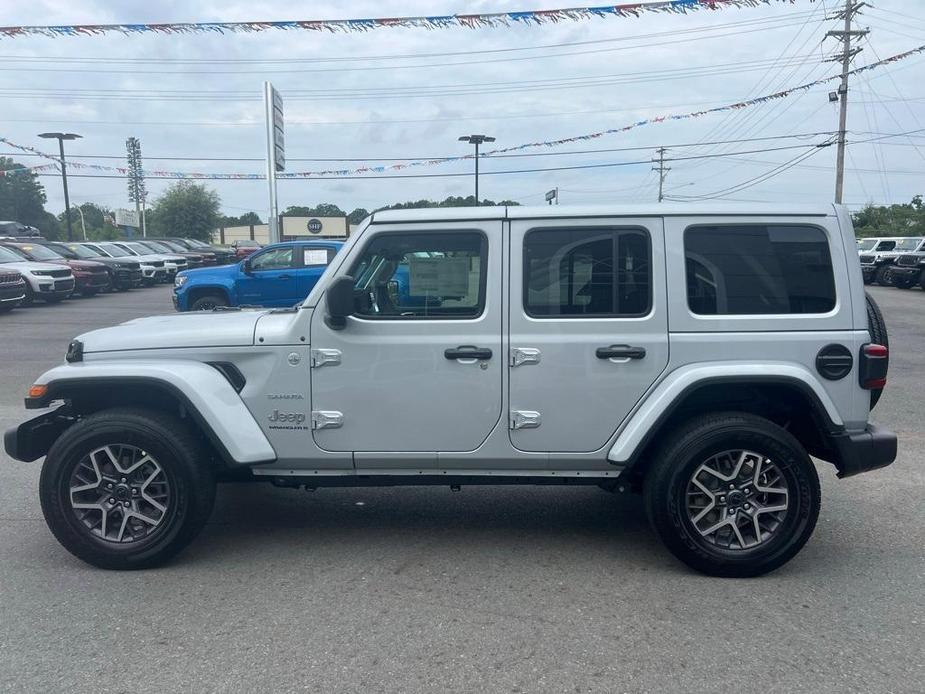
left=174, top=275, right=188, bottom=288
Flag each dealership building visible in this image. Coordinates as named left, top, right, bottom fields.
left=214, top=216, right=349, bottom=244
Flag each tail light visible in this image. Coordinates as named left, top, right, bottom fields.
left=859, top=343, right=888, bottom=390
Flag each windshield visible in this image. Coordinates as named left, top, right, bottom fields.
left=0, top=246, right=26, bottom=263
left=124, top=242, right=152, bottom=255
left=158, top=240, right=186, bottom=252
left=69, top=244, right=103, bottom=258
left=187, top=239, right=210, bottom=248
left=98, top=243, right=128, bottom=257
left=896, top=238, right=922, bottom=251
left=142, top=241, right=170, bottom=252
left=857, top=239, right=876, bottom=251
left=16, top=244, right=63, bottom=261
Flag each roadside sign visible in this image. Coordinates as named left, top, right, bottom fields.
left=114, top=208, right=140, bottom=227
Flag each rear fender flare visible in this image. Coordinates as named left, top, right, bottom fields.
left=607, top=363, right=843, bottom=465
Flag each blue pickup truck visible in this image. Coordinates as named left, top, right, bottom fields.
left=173, top=240, right=342, bottom=311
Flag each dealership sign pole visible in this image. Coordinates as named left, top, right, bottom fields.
left=264, top=82, right=284, bottom=244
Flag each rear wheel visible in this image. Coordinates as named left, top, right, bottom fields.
left=21, top=283, right=34, bottom=306
left=865, top=291, right=889, bottom=410
left=644, top=413, right=820, bottom=577
left=893, top=277, right=915, bottom=289
left=190, top=294, right=229, bottom=311
left=39, top=408, right=216, bottom=570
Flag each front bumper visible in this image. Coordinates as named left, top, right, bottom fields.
left=74, top=274, right=110, bottom=291
left=0, top=283, right=26, bottom=304
left=890, top=267, right=922, bottom=281
left=830, top=424, right=897, bottom=478
left=4, top=406, right=75, bottom=462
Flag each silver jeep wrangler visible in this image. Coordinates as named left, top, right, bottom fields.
left=4, top=204, right=897, bottom=576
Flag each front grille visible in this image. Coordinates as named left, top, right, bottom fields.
left=0, top=271, right=22, bottom=286
left=897, top=254, right=920, bottom=267
left=149, top=260, right=164, bottom=268
left=54, top=279, right=75, bottom=291
left=859, top=254, right=875, bottom=264
left=48, top=268, right=71, bottom=278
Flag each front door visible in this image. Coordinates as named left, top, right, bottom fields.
left=236, top=245, right=299, bottom=307
left=508, top=217, right=669, bottom=452
left=310, top=222, right=503, bottom=453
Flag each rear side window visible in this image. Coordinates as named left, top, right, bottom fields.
left=685, top=225, right=836, bottom=315
left=524, top=227, right=650, bottom=317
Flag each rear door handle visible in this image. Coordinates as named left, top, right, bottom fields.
left=445, top=345, right=493, bottom=361
left=596, top=344, right=646, bottom=360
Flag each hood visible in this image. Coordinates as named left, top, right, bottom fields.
left=177, top=262, right=240, bottom=281
left=77, top=309, right=268, bottom=353
left=0, top=260, right=73, bottom=275
left=68, top=259, right=107, bottom=271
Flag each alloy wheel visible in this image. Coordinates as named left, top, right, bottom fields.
left=68, top=444, right=171, bottom=544
left=685, top=449, right=790, bottom=551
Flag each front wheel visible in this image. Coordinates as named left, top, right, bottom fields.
left=40, top=408, right=216, bottom=570
left=644, top=413, right=820, bottom=577
left=875, top=265, right=893, bottom=286
left=190, top=294, right=229, bottom=311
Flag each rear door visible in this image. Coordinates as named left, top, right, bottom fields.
left=236, top=245, right=299, bottom=307
left=508, top=217, right=669, bottom=452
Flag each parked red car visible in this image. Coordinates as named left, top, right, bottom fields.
left=0, top=242, right=110, bottom=296
left=232, top=239, right=262, bottom=259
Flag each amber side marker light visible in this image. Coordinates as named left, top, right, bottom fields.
left=28, top=384, right=48, bottom=399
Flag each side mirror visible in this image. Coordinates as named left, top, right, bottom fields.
left=242, top=259, right=253, bottom=274
left=324, top=275, right=355, bottom=330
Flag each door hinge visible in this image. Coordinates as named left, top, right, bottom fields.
left=510, top=410, right=542, bottom=430
left=310, top=348, right=342, bottom=368
left=510, top=347, right=541, bottom=367
left=311, top=410, right=344, bottom=430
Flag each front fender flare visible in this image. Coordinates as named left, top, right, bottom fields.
left=24, top=360, right=276, bottom=465
left=607, top=363, right=843, bottom=465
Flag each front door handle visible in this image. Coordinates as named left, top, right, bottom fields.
left=445, top=345, right=493, bottom=361
left=596, top=344, right=646, bottom=360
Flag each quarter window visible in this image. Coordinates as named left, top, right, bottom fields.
left=349, top=231, right=486, bottom=319
left=523, top=228, right=651, bottom=317
left=685, top=225, right=836, bottom=315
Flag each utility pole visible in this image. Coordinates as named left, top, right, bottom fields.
left=653, top=147, right=670, bottom=203
left=827, top=0, right=869, bottom=204
left=38, top=132, right=81, bottom=241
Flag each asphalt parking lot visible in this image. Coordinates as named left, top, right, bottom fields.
left=1, top=284, right=923, bottom=693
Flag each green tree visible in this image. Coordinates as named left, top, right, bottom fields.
left=347, top=208, right=369, bottom=225
left=218, top=211, right=262, bottom=227
left=58, top=202, right=121, bottom=240
left=852, top=196, right=925, bottom=237
left=282, top=203, right=346, bottom=218
left=147, top=181, right=221, bottom=241
left=0, top=157, right=58, bottom=237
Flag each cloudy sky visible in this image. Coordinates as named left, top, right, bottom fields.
left=0, top=0, right=922, bottom=219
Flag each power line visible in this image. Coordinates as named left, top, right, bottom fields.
left=0, top=131, right=839, bottom=163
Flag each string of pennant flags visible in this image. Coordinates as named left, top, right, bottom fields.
left=1, top=41, right=922, bottom=181
left=0, top=1, right=811, bottom=39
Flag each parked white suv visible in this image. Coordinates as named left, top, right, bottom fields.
left=5, top=204, right=896, bottom=576
left=0, top=244, right=75, bottom=303
left=81, top=242, right=164, bottom=286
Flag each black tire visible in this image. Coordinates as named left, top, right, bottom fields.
left=644, top=412, right=820, bottom=578
left=21, top=282, right=34, bottom=306
left=875, top=265, right=893, bottom=286
left=39, top=408, right=216, bottom=570
left=80, top=288, right=100, bottom=298
left=920, top=273, right=925, bottom=291
left=190, top=294, right=229, bottom=311
left=893, top=278, right=914, bottom=289
left=865, top=291, right=888, bottom=410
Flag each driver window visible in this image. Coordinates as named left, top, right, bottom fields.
left=250, top=247, right=293, bottom=271
left=349, top=231, right=486, bottom=319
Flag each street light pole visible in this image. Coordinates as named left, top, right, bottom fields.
left=458, top=134, right=495, bottom=205
left=71, top=204, right=87, bottom=240
left=38, top=132, right=82, bottom=241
